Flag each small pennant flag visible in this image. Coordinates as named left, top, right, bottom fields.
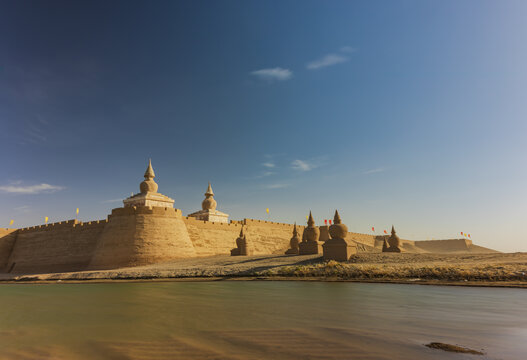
left=371, top=226, right=375, bottom=232
left=329, top=220, right=332, bottom=225
left=468, top=234, right=471, bottom=238
left=45, top=216, right=49, bottom=224
left=384, top=230, right=388, bottom=234
left=9, top=219, right=14, bottom=226
left=306, top=215, right=308, bottom=220
left=266, top=208, right=269, bottom=214
left=461, top=232, right=463, bottom=236
left=76, top=208, right=79, bottom=215
left=324, top=219, right=327, bottom=225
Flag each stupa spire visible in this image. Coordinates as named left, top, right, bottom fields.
left=205, top=182, right=214, bottom=196
left=333, top=210, right=342, bottom=224
left=391, top=225, right=396, bottom=235
left=144, top=159, right=155, bottom=179
left=307, top=211, right=315, bottom=227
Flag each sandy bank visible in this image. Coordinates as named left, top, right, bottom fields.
left=1, top=253, right=526, bottom=287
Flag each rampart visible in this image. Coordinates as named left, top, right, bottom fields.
left=239, top=219, right=306, bottom=254
left=6, top=220, right=107, bottom=274
left=183, top=217, right=306, bottom=256
left=0, top=228, right=18, bottom=271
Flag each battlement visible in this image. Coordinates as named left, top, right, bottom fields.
left=72, top=220, right=109, bottom=228
left=18, top=219, right=80, bottom=233
left=110, top=206, right=181, bottom=217
left=183, top=216, right=242, bottom=229
left=240, top=218, right=303, bottom=227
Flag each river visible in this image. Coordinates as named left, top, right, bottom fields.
left=0, top=281, right=525, bottom=359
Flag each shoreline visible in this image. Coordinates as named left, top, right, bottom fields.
left=2, top=252, right=526, bottom=288
left=2, top=276, right=526, bottom=288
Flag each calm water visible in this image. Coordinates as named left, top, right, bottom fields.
left=0, top=281, right=526, bottom=359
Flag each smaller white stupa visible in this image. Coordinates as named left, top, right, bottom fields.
left=187, top=182, right=229, bottom=223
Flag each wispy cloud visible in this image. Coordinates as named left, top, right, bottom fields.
left=101, top=199, right=123, bottom=204
left=291, top=159, right=316, bottom=171
left=307, top=54, right=349, bottom=70
left=262, top=162, right=275, bottom=168
left=251, top=67, right=292, bottom=82
left=14, top=205, right=31, bottom=213
left=264, top=183, right=290, bottom=189
left=0, top=183, right=64, bottom=194
left=254, top=171, right=275, bottom=179
left=363, top=167, right=386, bottom=175
left=340, top=46, right=356, bottom=53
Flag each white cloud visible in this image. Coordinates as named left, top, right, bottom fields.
left=291, top=159, right=316, bottom=171
left=0, top=183, right=64, bottom=194
left=254, top=171, right=275, bottom=179
left=340, top=46, right=356, bottom=53
left=14, top=205, right=31, bottom=213
left=262, top=162, right=275, bottom=168
left=251, top=67, right=292, bottom=81
left=306, top=54, right=348, bottom=70
left=363, top=168, right=386, bottom=175
left=265, top=183, right=290, bottom=189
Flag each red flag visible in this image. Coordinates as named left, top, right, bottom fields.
left=468, top=234, right=471, bottom=238
left=384, top=230, right=387, bottom=234
left=461, top=232, right=463, bottom=236
left=324, top=219, right=327, bottom=225
left=329, top=220, right=332, bottom=225
left=371, top=226, right=375, bottom=232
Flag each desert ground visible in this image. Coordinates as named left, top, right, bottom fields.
left=1, top=252, right=526, bottom=287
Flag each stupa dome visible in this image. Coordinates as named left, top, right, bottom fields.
left=328, top=210, right=348, bottom=239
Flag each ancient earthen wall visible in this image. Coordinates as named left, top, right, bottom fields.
left=412, top=239, right=475, bottom=253
left=0, top=228, right=18, bottom=271
left=239, top=219, right=306, bottom=255
left=183, top=217, right=306, bottom=256
left=6, top=220, right=107, bottom=274
left=347, top=232, right=377, bottom=247
left=88, top=207, right=196, bottom=270
left=183, top=217, right=242, bottom=256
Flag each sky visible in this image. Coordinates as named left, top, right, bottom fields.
left=1, top=1, right=526, bottom=252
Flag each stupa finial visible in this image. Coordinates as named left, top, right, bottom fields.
left=205, top=182, right=214, bottom=196
left=144, top=158, right=155, bottom=179
left=308, top=211, right=315, bottom=227
left=391, top=225, right=396, bottom=235
left=333, top=210, right=342, bottom=224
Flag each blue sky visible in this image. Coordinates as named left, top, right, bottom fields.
left=1, top=1, right=526, bottom=252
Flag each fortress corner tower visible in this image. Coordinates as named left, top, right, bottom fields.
left=88, top=160, right=196, bottom=270
left=188, top=182, right=229, bottom=223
